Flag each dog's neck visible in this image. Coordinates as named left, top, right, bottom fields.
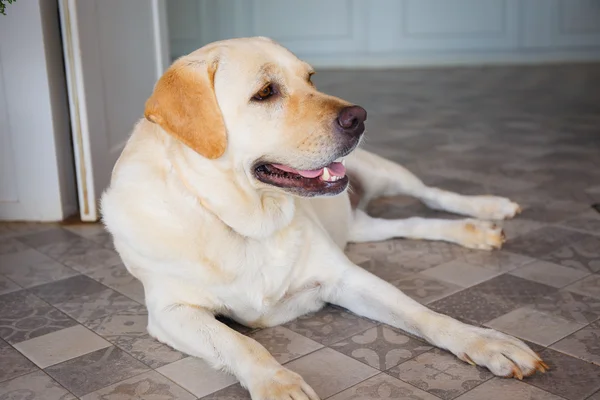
left=167, top=138, right=297, bottom=240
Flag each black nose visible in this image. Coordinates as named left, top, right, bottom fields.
left=337, top=105, right=367, bottom=136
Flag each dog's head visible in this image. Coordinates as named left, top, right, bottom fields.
left=145, top=37, right=366, bottom=197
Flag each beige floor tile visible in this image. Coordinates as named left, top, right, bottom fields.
left=251, top=326, right=323, bottom=364
left=81, top=370, right=195, bottom=400
left=422, top=260, right=503, bottom=287
left=14, top=325, right=111, bottom=368
left=285, top=347, right=378, bottom=399
left=157, top=356, right=238, bottom=398
left=0, top=371, right=76, bottom=399
left=454, top=377, right=564, bottom=399
left=328, top=372, right=438, bottom=400
left=485, top=307, right=586, bottom=346
left=510, top=259, right=590, bottom=288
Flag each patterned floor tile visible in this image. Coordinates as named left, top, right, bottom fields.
left=503, top=226, right=589, bottom=258
left=526, top=348, right=600, bottom=400
left=284, top=305, right=377, bottom=345
left=14, top=325, right=111, bottom=368
left=485, top=307, right=586, bottom=346
left=387, top=348, right=493, bottom=400
left=36, top=237, right=122, bottom=273
left=565, top=274, right=600, bottom=300
left=0, top=237, right=30, bottom=255
left=30, top=275, right=108, bottom=305
left=390, top=273, right=462, bottom=304
left=85, top=263, right=145, bottom=303
left=285, top=348, right=378, bottom=399
left=0, top=303, right=77, bottom=344
left=56, top=288, right=140, bottom=323
left=421, top=260, right=503, bottom=288
left=330, top=325, right=432, bottom=370
left=85, top=306, right=186, bottom=368
left=328, top=372, right=439, bottom=400
left=80, top=370, right=195, bottom=400
left=510, top=260, right=590, bottom=288
left=454, top=377, right=564, bottom=400
left=501, top=219, right=548, bottom=240
left=542, top=234, right=600, bottom=273
left=0, top=346, right=37, bottom=383
left=45, top=346, right=150, bottom=397
left=528, top=290, right=600, bottom=324
left=560, top=214, right=600, bottom=236
left=200, top=383, right=250, bottom=400
left=16, top=228, right=80, bottom=248
left=450, top=250, right=534, bottom=273
left=0, top=274, right=20, bottom=295
left=551, top=320, right=600, bottom=365
left=0, top=371, right=76, bottom=399
left=588, top=390, right=600, bottom=400
left=0, top=290, right=47, bottom=319
left=250, top=326, right=323, bottom=364
left=157, top=357, right=238, bottom=398
left=430, top=274, right=556, bottom=324
left=0, top=248, right=78, bottom=288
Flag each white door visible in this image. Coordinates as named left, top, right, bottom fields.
left=59, top=0, right=169, bottom=221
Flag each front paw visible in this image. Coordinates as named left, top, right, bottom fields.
left=470, top=196, right=522, bottom=220
left=249, top=367, right=319, bottom=400
left=458, top=219, right=505, bottom=250
left=455, top=327, right=548, bottom=379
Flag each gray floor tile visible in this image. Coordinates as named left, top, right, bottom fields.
left=565, top=274, right=600, bottom=300
left=250, top=326, right=323, bottom=364
left=0, top=303, right=77, bottom=344
left=387, top=349, right=492, bottom=400
left=0, top=248, right=78, bottom=288
left=454, top=377, right=564, bottom=400
left=284, top=305, right=377, bottom=346
left=551, top=320, right=600, bottom=366
left=285, top=348, right=378, bottom=399
left=525, top=348, right=600, bottom=400
left=330, top=325, right=432, bottom=370
left=510, top=260, right=590, bottom=288
left=0, top=371, right=76, bottom=399
left=329, top=372, right=439, bottom=400
left=30, top=275, right=107, bottom=305
left=0, top=346, right=38, bottom=383
left=45, top=346, right=150, bottom=397
left=81, top=370, right=195, bottom=400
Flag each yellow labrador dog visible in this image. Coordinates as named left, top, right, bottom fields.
left=102, top=37, right=547, bottom=400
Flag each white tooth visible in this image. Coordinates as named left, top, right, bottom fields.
left=321, top=167, right=331, bottom=181
left=341, top=159, right=346, bottom=166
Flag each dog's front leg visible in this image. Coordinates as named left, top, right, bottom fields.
left=146, top=300, right=319, bottom=400
left=324, top=262, right=548, bottom=379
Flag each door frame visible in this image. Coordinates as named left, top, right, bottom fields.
left=58, top=0, right=169, bottom=222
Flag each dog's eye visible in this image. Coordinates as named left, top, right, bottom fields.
left=253, top=84, right=274, bottom=101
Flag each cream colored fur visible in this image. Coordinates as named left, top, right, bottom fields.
left=101, top=37, right=546, bottom=400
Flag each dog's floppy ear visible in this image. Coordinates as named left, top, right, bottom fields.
left=144, top=58, right=226, bottom=159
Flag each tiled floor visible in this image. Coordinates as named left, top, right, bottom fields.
left=1, top=64, right=600, bottom=399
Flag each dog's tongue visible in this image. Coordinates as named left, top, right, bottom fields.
left=272, top=162, right=346, bottom=178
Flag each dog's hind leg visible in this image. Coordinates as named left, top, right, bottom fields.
left=346, top=148, right=521, bottom=220
left=348, top=208, right=505, bottom=250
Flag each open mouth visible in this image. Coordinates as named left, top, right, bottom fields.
left=254, top=159, right=349, bottom=196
